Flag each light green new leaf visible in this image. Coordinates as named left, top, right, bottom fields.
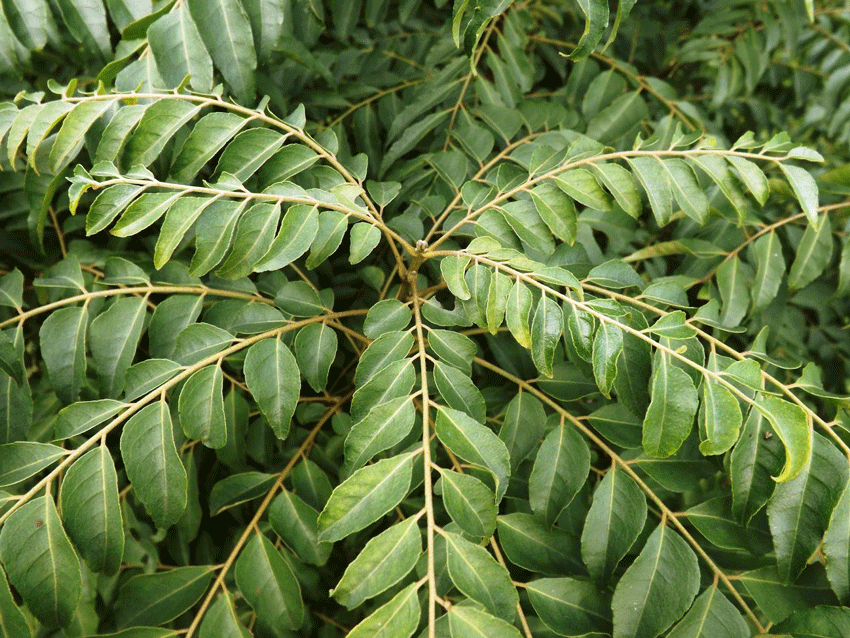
left=552, top=168, right=612, bottom=211
left=0, top=442, right=66, bottom=487
left=119, top=401, right=188, bottom=529
left=90, top=297, right=146, bottom=398
left=754, top=395, right=812, bottom=483
left=306, top=210, right=348, bottom=270
left=527, top=577, right=612, bottom=636
left=50, top=99, right=115, bottom=172
left=568, top=0, right=609, bottom=60
left=317, top=453, right=414, bottom=542
left=0, top=495, right=82, bottom=628
left=499, top=392, right=546, bottom=471
left=505, top=280, right=532, bottom=348
left=147, top=6, right=213, bottom=93
left=768, top=433, right=848, bottom=581
left=178, top=365, right=227, bottom=448
left=666, top=586, right=750, bottom=638
left=778, top=163, right=820, bottom=224
left=55, top=399, right=126, bottom=439
left=788, top=214, right=832, bottom=291
left=39, top=306, right=87, bottom=404
left=343, top=397, right=415, bottom=475
left=124, top=99, right=203, bottom=168
left=208, top=472, right=274, bottom=516
left=448, top=605, right=523, bottom=638
left=497, top=513, right=583, bottom=575
left=445, top=531, right=518, bottom=621
left=531, top=295, right=563, bottom=378
left=58, top=447, right=124, bottom=575
left=592, top=321, right=623, bottom=397
left=295, top=323, right=337, bottom=393
left=626, top=156, right=672, bottom=226
left=435, top=407, right=511, bottom=501
left=269, top=490, right=331, bottom=566
left=170, top=112, right=246, bottom=182
left=346, top=582, right=420, bottom=638
left=0, top=563, right=29, bottom=638
left=216, top=201, right=281, bottom=279
left=529, top=425, right=590, bottom=525
left=438, top=469, right=497, bottom=539
left=581, top=464, right=647, bottom=584
left=188, top=0, right=257, bottom=102
left=698, top=377, right=742, bottom=456
left=642, top=352, right=698, bottom=458
left=199, top=591, right=251, bottom=638
left=612, top=524, right=700, bottom=638
left=235, top=533, right=304, bottom=630
left=824, top=479, right=850, bottom=602
left=119, top=568, right=213, bottom=630
left=434, top=361, right=486, bottom=423
left=254, top=204, right=319, bottom=272
left=243, top=338, right=299, bottom=439
left=331, top=516, right=421, bottom=609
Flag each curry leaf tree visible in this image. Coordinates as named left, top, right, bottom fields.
left=2, top=1, right=850, bottom=637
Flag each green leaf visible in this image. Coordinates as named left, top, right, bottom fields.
left=754, top=395, right=812, bottom=483
left=626, top=156, right=673, bottom=226
left=592, top=321, right=623, bottom=397
left=0, top=269, right=24, bottom=309
left=730, top=407, right=784, bottom=524
left=438, top=469, right=497, bottom=539
left=124, top=99, right=203, bottom=168
left=363, top=299, right=411, bottom=339
left=499, top=392, right=546, bottom=472
left=215, top=128, right=284, bottom=181
left=666, top=586, right=750, bottom=638
left=306, top=210, right=348, bottom=269
left=751, top=231, right=785, bottom=312
left=768, top=433, right=848, bottom=581
left=738, top=565, right=833, bottom=625
left=442, top=254, right=472, bottom=300
left=269, top=490, right=331, bottom=566
left=428, top=329, right=477, bottom=375
left=0, top=495, right=82, bottom=628
left=94, top=104, right=147, bottom=165
left=659, top=158, right=709, bottom=223
left=434, top=361, right=486, bottom=423
left=527, top=577, right=612, bottom=636
left=591, top=162, right=642, bottom=218
left=124, top=360, right=182, bottom=402
left=586, top=91, right=649, bottom=145
left=178, top=365, right=227, bottom=448
left=612, top=524, right=700, bottom=638
left=85, top=183, right=145, bottom=235
left=727, top=154, right=769, bottom=205
left=56, top=0, right=111, bottom=59
left=243, top=337, right=300, bottom=439
left=216, top=201, right=281, bottom=279
left=254, top=204, right=319, bottom=272
left=698, top=376, right=742, bottom=456
left=170, top=112, right=246, bottom=183
left=258, top=145, right=319, bottom=185
left=154, top=196, right=216, bottom=269
left=317, top=453, right=414, bottom=542
left=147, top=6, right=213, bottom=92
left=531, top=295, right=563, bottom=378
left=199, top=591, right=251, bottom=638
left=0, top=442, right=66, bottom=487
left=500, top=200, right=555, bottom=255
left=235, top=533, right=304, bottom=630
left=295, top=323, right=338, bottom=393
left=187, top=0, right=257, bottom=102
left=242, top=0, right=285, bottom=62
left=331, top=517, right=421, bottom=609
left=497, top=513, right=583, bottom=575
left=568, top=0, right=609, bottom=60
left=529, top=182, right=578, bottom=244
left=355, top=331, right=414, bottom=386
left=788, top=214, right=832, bottom=291
left=54, top=400, right=125, bottom=440
left=445, top=530, right=518, bottom=621
left=587, top=260, right=643, bottom=288
left=581, top=464, right=647, bottom=584
left=119, top=401, right=188, bottom=529
left=90, top=297, right=146, bottom=398
left=824, top=478, right=850, bottom=602
left=110, top=191, right=182, bottom=237
left=642, top=352, right=699, bottom=458
left=3, top=0, right=53, bottom=49
left=116, top=566, right=213, bottom=629
left=346, top=582, right=420, bottom=638
left=774, top=606, right=850, bottom=638
left=778, top=163, right=820, bottom=224
left=588, top=403, right=643, bottom=448
left=505, top=280, right=532, bottom=348
left=39, top=306, right=87, bottom=404
left=485, top=270, right=512, bottom=334
left=172, top=322, right=234, bottom=365
left=349, top=222, right=382, bottom=264
left=209, top=472, right=275, bottom=516
left=552, top=168, right=612, bottom=211
left=529, top=424, right=590, bottom=525
left=435, top=407, right=511, bottom=501
left=689, top=154, right=749, bottom=222
left=58, top=447, right=124, bottom=575
left=50, top=99, right=115, bottom=172
left=448, top=605, right=523, bottom=638
left=149, top=294, right=204, bottom=359
left=0, top=564, right=29, bottom=638
left=344, top=397, right=416, bottom=475
left=379, top=110, right=450, bottom=177
left=350, top=358, right=415, bottom=423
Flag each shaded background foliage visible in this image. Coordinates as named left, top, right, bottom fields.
left=1, top=0, right=850, bottom=637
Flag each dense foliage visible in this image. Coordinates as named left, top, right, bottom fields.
left=2, top=0, right=850, bottom=636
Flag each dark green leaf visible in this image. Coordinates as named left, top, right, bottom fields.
left=529, top=424, right=590, bottom=525
left=116, top=566, right=213, bottom=629
left=39, top=306, right=87, bottom=405
left=0, top=442, right=66, bottom=487
left=269, top=490, right=332, bottom=567
left=527, top=577, right=612, bottom=636
left=346, top=582, right=420, bottom=638
left=438, top=469, right=497, bottom=539
left=642, top=352, right=698, bottom=458
left=243, top=338, right=300, bottom=439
